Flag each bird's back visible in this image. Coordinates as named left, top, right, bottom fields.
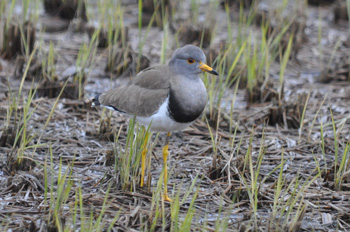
left=97, top=65, right=172, bottom=117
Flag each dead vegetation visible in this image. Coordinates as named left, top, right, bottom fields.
left=1, top=0, right=350, bottom=231
left=334, top=2, right=350, bottom=23
left=141, top=0, right=173, bottom=28
left=0, top=20, right=36, bottom=59
left=43, top=0, right=87, bottom=21
left=105, top=44, right=150, bottom=77
left=177, top=22, right=213, bottom=48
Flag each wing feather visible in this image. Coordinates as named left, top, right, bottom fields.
left=99, top=65, right=172, bottom=116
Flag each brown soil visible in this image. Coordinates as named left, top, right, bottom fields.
left=1, top=0, right=350, bottom=231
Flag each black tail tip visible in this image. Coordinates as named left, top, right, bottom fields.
left=92, top=94, right=101, bottom=106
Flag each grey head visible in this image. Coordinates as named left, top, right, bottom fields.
left=168, top=45, right=218, bottom=76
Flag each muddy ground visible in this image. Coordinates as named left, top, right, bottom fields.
left=1, top=0, right=350, bottom=231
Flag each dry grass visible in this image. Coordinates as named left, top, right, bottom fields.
left=1, top=0, right=350, bottom=231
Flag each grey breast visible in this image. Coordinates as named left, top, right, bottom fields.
left=98, top=65, right=171, bottom=117
left=168, top=74, right=208, bottom=123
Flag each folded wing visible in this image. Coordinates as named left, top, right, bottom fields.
left=98, top=65, right=172, bottom=117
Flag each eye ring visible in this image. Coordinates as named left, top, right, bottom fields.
left=187, top=58, right=195, bottom=64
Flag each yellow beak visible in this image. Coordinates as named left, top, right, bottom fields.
left=199, top=62, right=218, bottom=75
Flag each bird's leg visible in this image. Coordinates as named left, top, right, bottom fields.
left=162, top=132, right=172, bottom=202
left=140, top=131, right=150, bottom=187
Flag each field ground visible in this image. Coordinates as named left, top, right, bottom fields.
left=1, top=0, right=350, bottom=231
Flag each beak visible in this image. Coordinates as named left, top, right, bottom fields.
left=199, top=62, right=218, bottom=75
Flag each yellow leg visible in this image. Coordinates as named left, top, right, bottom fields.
left=140, top=132, right=150, bottom=187
left=162, top=132, right=172, bottom=202
left=140, top=147, right=147, bottom=187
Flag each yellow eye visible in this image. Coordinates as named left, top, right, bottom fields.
left=187, top=58, right=195, bottom=64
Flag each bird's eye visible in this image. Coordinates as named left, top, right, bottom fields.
left=187, top=58, right=195, bottom=64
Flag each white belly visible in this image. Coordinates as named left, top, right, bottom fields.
left=136, top=97, right=192, bottom=132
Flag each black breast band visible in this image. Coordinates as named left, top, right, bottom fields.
left=168, top=89, right=203, bottom=123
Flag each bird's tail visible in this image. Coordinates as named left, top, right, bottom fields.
left=91, top=94, right=101, bottom=107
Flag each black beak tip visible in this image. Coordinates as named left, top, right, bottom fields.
left=210, top=69, right=219, bottom=76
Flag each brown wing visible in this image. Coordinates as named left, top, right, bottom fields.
left=99, top=65, right=172, bottom=117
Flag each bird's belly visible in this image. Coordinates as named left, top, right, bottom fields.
left=136, top=97, right=192, bottom=132
left=137, top=115, right=192, bottom=132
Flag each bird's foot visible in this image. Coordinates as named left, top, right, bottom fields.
left=162, top=194, right=172, bottom=202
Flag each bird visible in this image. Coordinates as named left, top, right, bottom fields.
left=92, top=45, right=218, bottom=202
